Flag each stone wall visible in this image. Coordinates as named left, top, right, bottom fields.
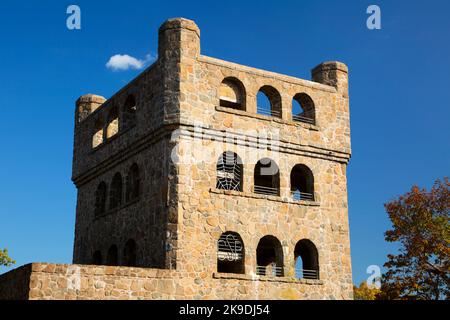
left=71, top=29, right=175, bottom=268
left=72, top=62, right=164, bottom=179
left=173, top=136, right=352, bottom=298
left=0, top=263, right=334, bottom=300
left=73, top=137, right=173, bottom=268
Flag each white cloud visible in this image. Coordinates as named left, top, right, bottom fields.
left=106, top=53, right=156, bottom=71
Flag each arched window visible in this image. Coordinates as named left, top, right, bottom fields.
left=123, top=239, right=137, bottom=267
left=92, top=250, right=102, bottom=265
left=219, top=77, right=246, bottom=110
left=256, top=235, right=284, bottom=277
left=256, top=86, right=282, bottom=118
left=294, top=239, right=319, bottom=279
left=123, top=95, right=137, bottom=129
left=106, top=106, right=119, bottom=139
left=290, top=164, right=315, bottom=201
left=109, top=173, right=123, bottom=209
left=92, top=118, right=104, bottom=148
left=106, top=245, right=118, bottom=266
left=254, top=158, right=280, bottom=196
left=126, top=164, right=140, bottom=202
left=216, top=152, right=243, bottom=191
left=292, top=93, right=315, bottom=124
left=217, top=232, right=245, bottom=274
left=94, top=182, right=108, bottom=217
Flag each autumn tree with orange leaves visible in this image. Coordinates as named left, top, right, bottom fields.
left=377, top=178, right=449, bottom=300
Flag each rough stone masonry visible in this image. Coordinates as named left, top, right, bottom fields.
left=0, top=17, right=353, bottom=300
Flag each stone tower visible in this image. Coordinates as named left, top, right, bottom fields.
left=70, top=17, right=353, bottom=299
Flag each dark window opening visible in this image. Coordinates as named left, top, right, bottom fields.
left=109, top=173, right=123, bottom=209
left=216, top=152, right=243, bottom=191
left=123, top=239, right=137, bottom=267
left=94, top=182, right=108, bottom=217
left=257, top=86, right=282, bottom=118
left=290, top=164, right=315, bottom=201
left=256, top=235, right=284, bottom=277
left=219, top=77, right=246, bottom=110
left=217, top=232, right=245, bottom=274
left=126, top=164, right=140, bottom=202
left=254, top=158, right=280, bottom=196
left=106, top=245, right=118, bottom=266
left=294, top=239, right=319, bottom=280
left=292, top=93, right=315, bottom=125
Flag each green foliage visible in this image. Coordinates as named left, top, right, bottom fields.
left=0, top=248, right=15, bottom=267
left=378, top=178, right=450, bottom=300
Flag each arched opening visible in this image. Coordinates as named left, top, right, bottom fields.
left=254, top=158, right=280, bottom=196
left=123, top=239, right=137, bottom=267
left=92, top=118, right=104, bottom=148
left=290, top=164, right=315, bottom=201
left=217, top=232, right=245, bottom=274
left=92, top=250, right=102, bottom=265
left=106, top=106, right=119, bottom=139
left=123, top=95, right=137, bottom=129
left=256, top=235, right=284, bottom=277
left=126, top=163, right=140, bottom=202
left=292, top=93, right=315, bottom=124
left=216, top=152, right=243, bottom=191
left=294, top=239, right=319, bottom=279
left=257, top=86, right=282, bottom=118
left=109, top=173, right=123, bottom=209
left=106, top=245, right=118, bottom=266
left=94, top=182, right=108, bottom=217
left=219, top=77, right=246, bottom=110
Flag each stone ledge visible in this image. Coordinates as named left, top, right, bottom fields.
left=26, top=263, right=179, bottom=279
left=209, top=188, right=320, bottom=206
left=94, top=197, right=141, bottom=221
left=215, top=106, right=320, bottom=131
left=212, top=272, right=324, bottom=285
left=2, top=264, right=324, bottom=286
left=175, top=123, right=351, bottom=163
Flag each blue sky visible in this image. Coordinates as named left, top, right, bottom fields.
left=0, top=1, right=449, bottom=286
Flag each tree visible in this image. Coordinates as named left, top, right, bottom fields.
left=353, top=281, right=380, bottom=300
left=377, top=178, right=450, bottom=300
left=0, top=248, right=15, bottom=267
